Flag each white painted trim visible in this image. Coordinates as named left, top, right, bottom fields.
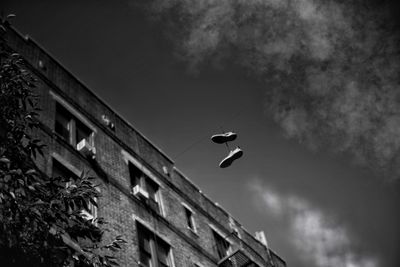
left=181, top=202, right=195, bottom=214
left=123, top=150, right=165, bottom=216
left=209, top=224, right=227, bottom=240
left=169, top=248, right=176, bottom=267
left=50, top=90, right=97, bottom=133
left=182, top=202, right=197, bottom=233
left=157, top=190, right=166, bottom=217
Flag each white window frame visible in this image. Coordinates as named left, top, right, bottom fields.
left=51, top=91, right=96, bottom=148
left=122, top=150, right=165, bottom=217
left=182, top=202, right=197, bottom=234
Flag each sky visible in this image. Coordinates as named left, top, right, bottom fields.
left=1, top=1, right=400, bottom=267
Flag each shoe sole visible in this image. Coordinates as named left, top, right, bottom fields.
left=211, top=134, right=237, bottom=144
left=219, top=150, right=243, bottom=168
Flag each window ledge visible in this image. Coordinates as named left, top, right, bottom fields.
left=187, top=226, right=199, bottom=237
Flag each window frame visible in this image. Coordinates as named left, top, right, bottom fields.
left=136, top=222, right=174, bottom=267
left=122, top=150, right=165, bottom=216
left=210, top=227, right=232, bottom=260
left=51, top=91, right=96, bottom=149
left=129, top=161, right=162, bottom=214
left=182, top=203, right=197, bottom=233
left=52, top=155, right=98, bottom=223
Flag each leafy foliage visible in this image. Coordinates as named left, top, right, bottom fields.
left=0, top=19, right=126, bottom=266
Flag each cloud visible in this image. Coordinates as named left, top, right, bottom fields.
left=250, top=182, right=379, bottom=267
left=143, top=0, right=400, bottom=180
left=259, top=187, right=284, bottom=216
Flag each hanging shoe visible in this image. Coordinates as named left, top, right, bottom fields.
left=219, top=147, right=243, bottom=168
left=211, top=132, right=237, bottom=144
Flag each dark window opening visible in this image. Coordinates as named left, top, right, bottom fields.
left=129, top=161, right=143, bottom=188
left=129, top=162, right=161, bottom=214
left=55, top=103, right=92, bottom=147
left=184, top=207, right=195, bottom=231
left=76, top=119, right=92, bottom=146
left=52, top=159, right=78, bottom=181
left=52, top=159, right=97, bottom=221
left=55, top=104, right=71, bottom=141
left=137, top=222, right=172, bottom=267
left=212, top=230, right=230, bottom=260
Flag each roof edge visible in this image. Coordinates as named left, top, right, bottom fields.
left=4, top=23, right=174, bottom=165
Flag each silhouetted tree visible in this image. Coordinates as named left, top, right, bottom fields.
left=0, top=17, right=125, bottom=267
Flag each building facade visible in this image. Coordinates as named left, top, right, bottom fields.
left=1, top=24, right=286, bottom=267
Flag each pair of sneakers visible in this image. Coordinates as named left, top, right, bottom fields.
left=211, top=132, right=243, bottom=168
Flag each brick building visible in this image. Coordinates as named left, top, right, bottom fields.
left=1, top=24, right=286, bottom=267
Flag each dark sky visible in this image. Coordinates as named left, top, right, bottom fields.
left=1, top=1, right=400, bottom=267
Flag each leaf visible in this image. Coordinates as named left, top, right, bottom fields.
left=32, top=208, right=41, bottom=217
left=4, top=175, right=11, bottom=183
left=38, top=147, right=44, bottom=157
left=89, top=197, right=98, bottom=207
left=31, top=147, right=36, bottom=158
left=107, top=246, right=118, bottom=252
left=27, top=98, right=34, bottom=108
left=117, top=237, right=126, bottom=244
left=105, top=256, right=116, bottom=260
left=0, top=157, right=10, bottom=164
left=16, top=187, right=26, bottom=197
left=108, top=259, right=119, bottom=266
left=33, top=199, right=45, bottom=205
left=25, top=169, right=37, bottom=175
left=112, top=242, right=121, bottom=249
left=82, top=199, right=89, bottom=211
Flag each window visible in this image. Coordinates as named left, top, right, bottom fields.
left=52, top=159, right=78, bottom=181
left=183, top=206, right=196, bottom=232
left=137, top=223, right=173, bottom=267
left=52, top=159, right=98, bottom=222
left=212, top=230, right=231, bottom=260
left=55, top=103, right=93, bottom=148
left=130, top=162, right=161, bottom=214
